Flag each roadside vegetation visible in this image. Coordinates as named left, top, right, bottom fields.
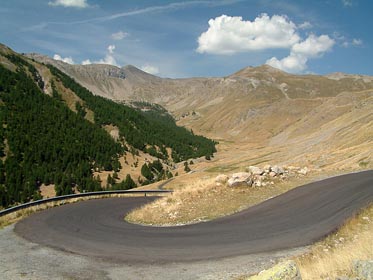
left=125, top=174, right=317, bottom=226
left=296, top=204, right=373, bottom=279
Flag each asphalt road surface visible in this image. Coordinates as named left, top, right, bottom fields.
left=15, top=170, right=373, bottom=264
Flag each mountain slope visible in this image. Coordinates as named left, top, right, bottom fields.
left=27, top=52, right=373, bottom=173
left=0, top=45, right=216, bottom=208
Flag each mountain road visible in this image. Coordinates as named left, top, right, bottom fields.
left=14, top=170, right=373, bottom=264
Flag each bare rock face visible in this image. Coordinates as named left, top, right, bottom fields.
left=248, top=260, right=302, bottom=280
left=227, top=172, right=252, bottom=187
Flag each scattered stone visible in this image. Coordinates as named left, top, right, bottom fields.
left=298, top=167, right=309, bottom=175
left=353, top=260, right=373, bottom=280
left=248, top=260, right=302, bottom=280
left=263, top=164, right=272, bottom=173
left=253, top=179, right=262, bottom=187
left=215, top=174, right=229, bottom=186
left=269, top=171, right=277, bottom=177
left=286, top=166, right=300, bottom=171
left=227, top=172, right=252, bottom=187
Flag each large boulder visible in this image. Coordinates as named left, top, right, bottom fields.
left=271, top=165, right=284, bottom=175
left=248, top=260, right=302, bottom=280
left=215, top=174, right=229, bottom=186
left=353, top=260, right=373, bottom=280
left=247, top=166, right=264, bottom=176
left=253, top=175, right=266, bottom=187
left=228, top=172, right=252, bottom=187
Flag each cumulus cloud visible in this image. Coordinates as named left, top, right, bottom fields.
left=94, top=45, right=118, bottom=66
left=266, top=54, right=307, bottom=73
left=111, top=31, right=128, bottom=40
left=292, top=34, right=335, bottom=57
left=140, top=65, right=160, bottom=75
left=197, top=13, right=336, bottom=73
left=197, top=14, right=300, bottom=55
left=81, top=45, right=119, bottom=66
left=53, top=54, right=75, bottom=64
left=48, top=0, right=89, bottom=8
left=266, top=34, right=334, bottom=73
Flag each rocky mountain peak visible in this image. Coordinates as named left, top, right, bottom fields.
left=229, top=64, right=288, bottom=79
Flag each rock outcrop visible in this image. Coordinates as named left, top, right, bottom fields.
left=227, top=172, right=252, bottom=187
left=216, top=164, right=311, bottom=188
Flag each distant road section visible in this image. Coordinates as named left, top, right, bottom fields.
left=15, top=170, right=373, bottom=263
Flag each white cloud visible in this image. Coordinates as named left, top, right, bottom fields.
left=81, top=45, right=119, bottom=66
left=266, top=34, right=334, bottom=73
left=140, top=65, right=160, bottom=75
left=292, top=34, right=335, bottom=58
left=111, top=31, right=128, bottom=40
left=108, top=45, right=115, bottom=54
left=266, top=54, right=308, bottom=73
left=53, top=54, right=75, bottom=64
left=299, top=21, right=312, bottom=29
left=94, top=45, right=118, bottom=66
left=197, top=14, right=300, bottom=55
left=48, top=0, right=89, bottom=8
left=352, top=38, right=363, bottom=46
left=81, top=59, right=92, bottom=65
left=342, top=38, right=363, bottom=48
left=197, top=13, right=335, bottom=73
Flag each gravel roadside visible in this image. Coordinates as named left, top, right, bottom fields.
left=0, top=224, right=307, bottom=280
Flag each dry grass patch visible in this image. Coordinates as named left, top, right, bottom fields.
left=295, top=204, right=373, bottom=279
left=125, top=175, right=317, bottom=226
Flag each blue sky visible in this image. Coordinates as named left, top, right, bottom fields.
left=1, top=0, right=372, bottom=78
